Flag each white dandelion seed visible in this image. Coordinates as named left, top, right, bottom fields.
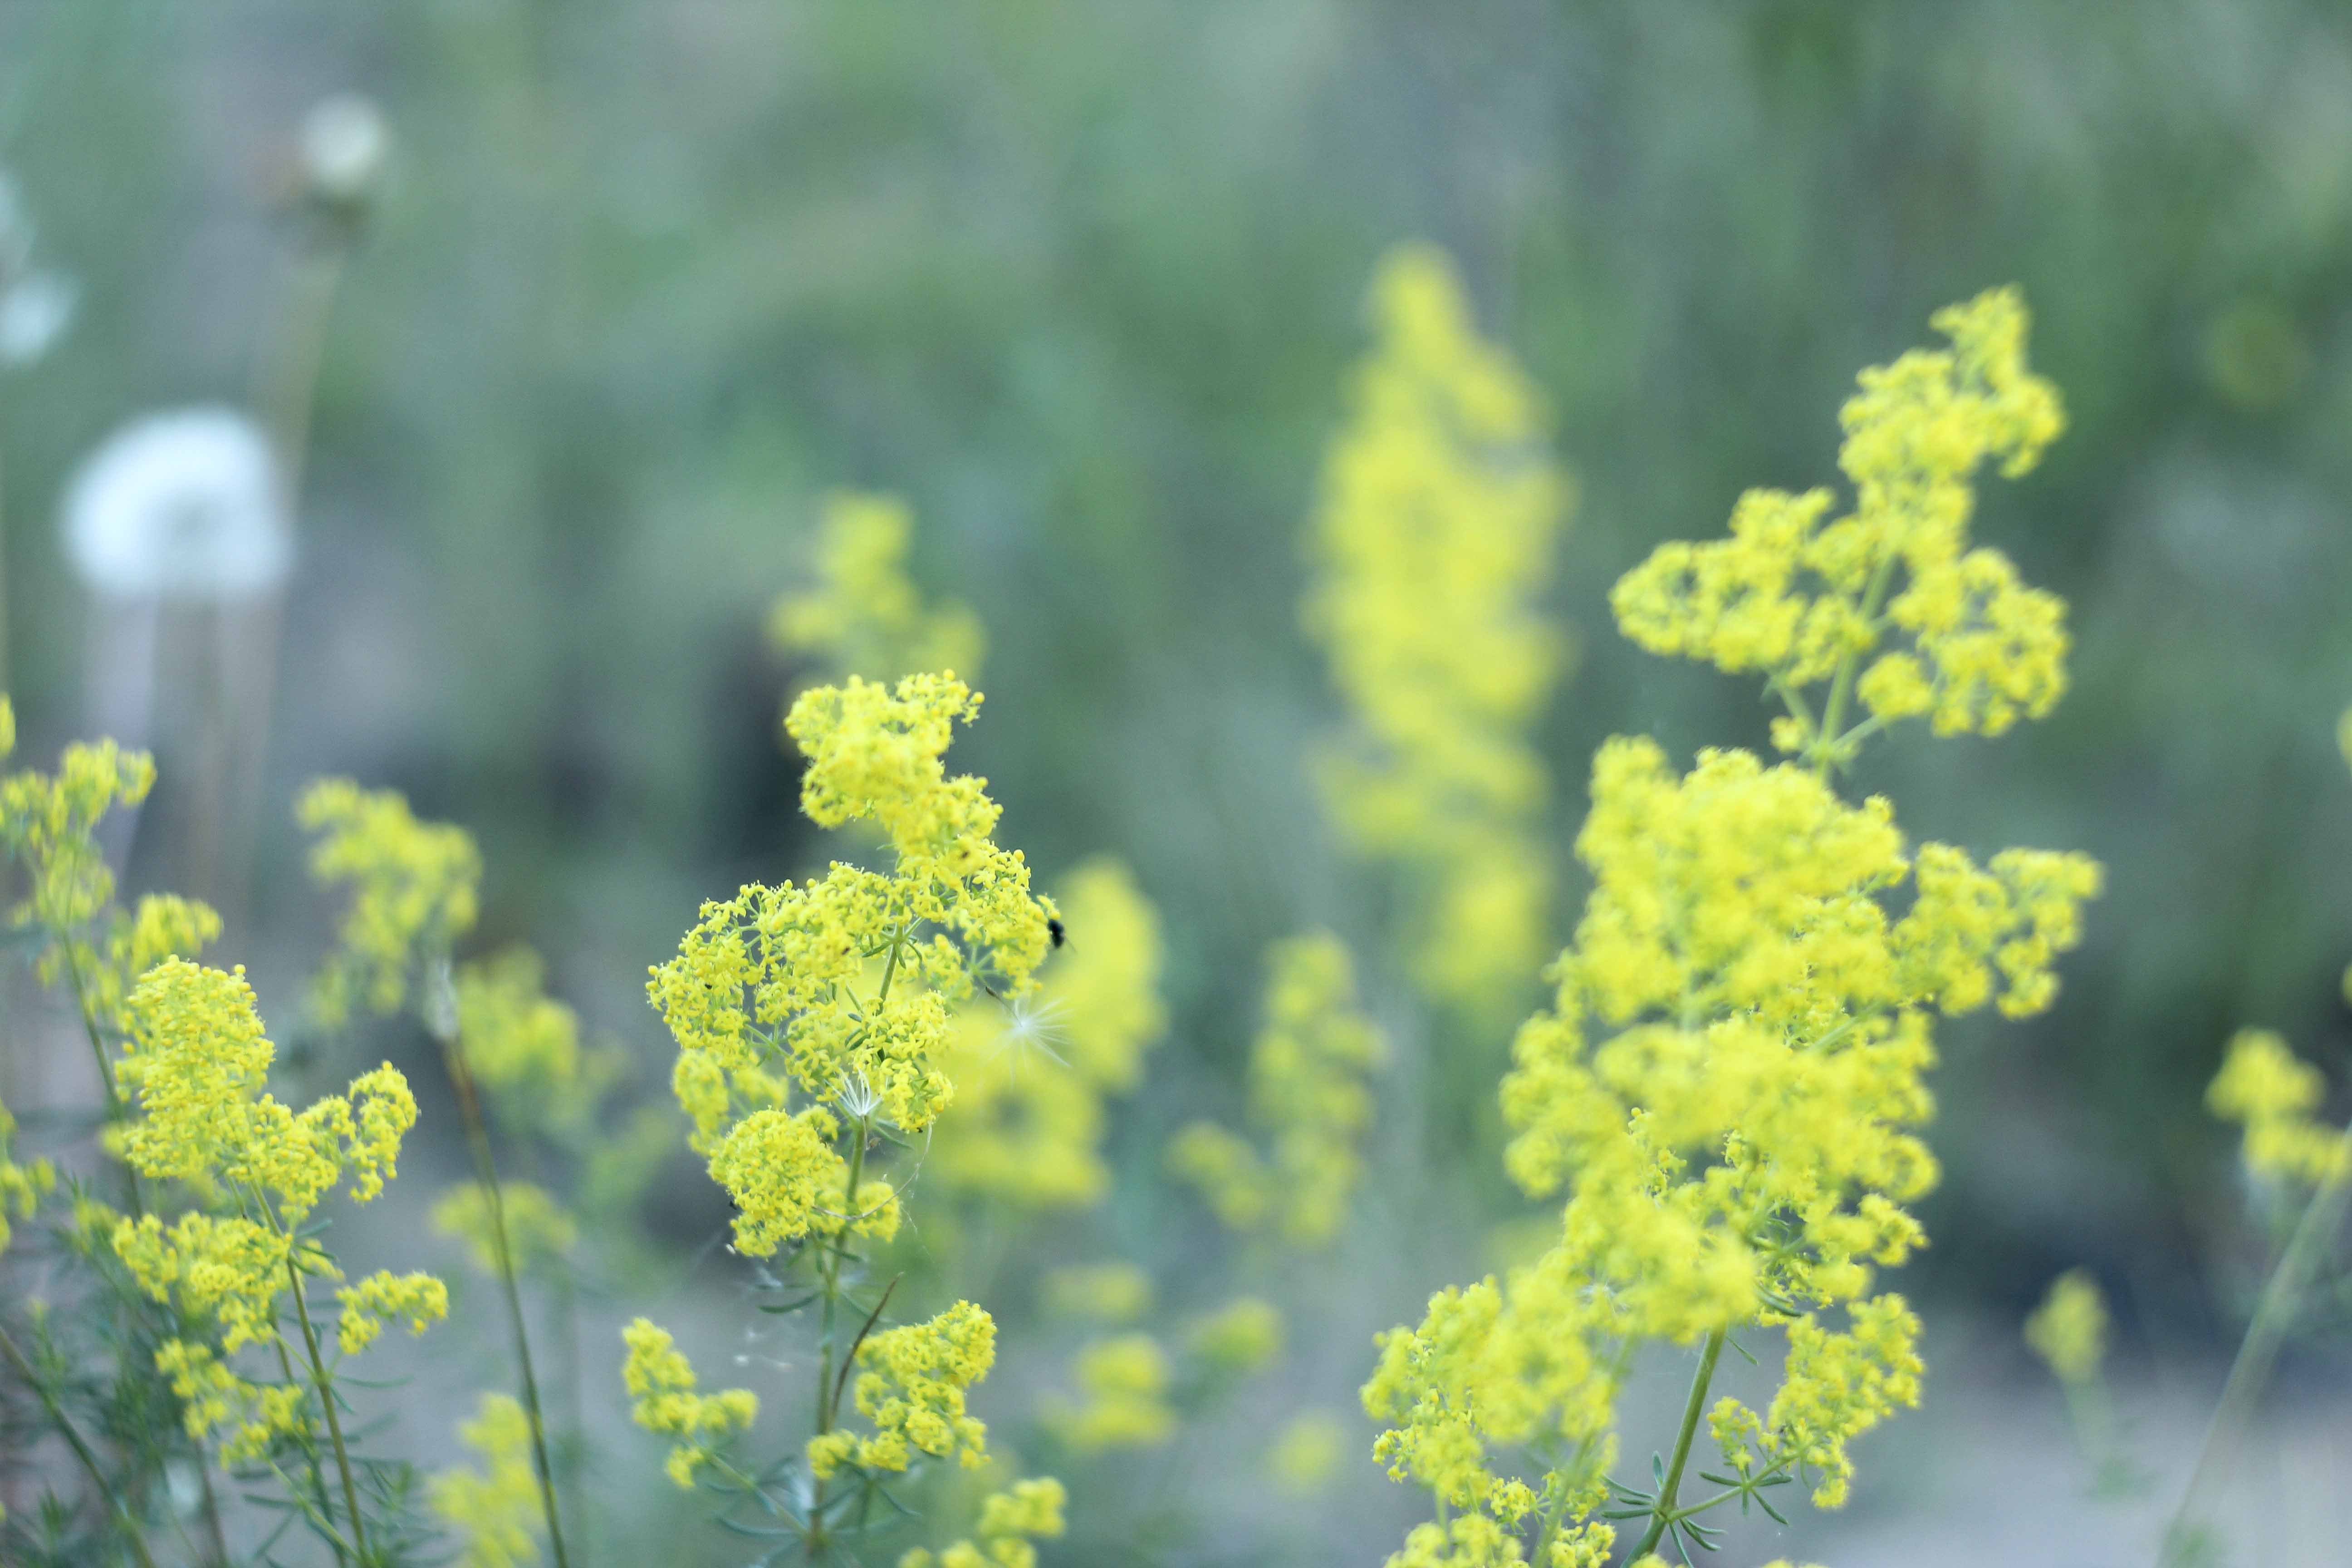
left=836, top=1067, right=886, bottom=1123
left=987, top=991, right=1071, bottom=1076
left=61, top=407, right=292, bottom=601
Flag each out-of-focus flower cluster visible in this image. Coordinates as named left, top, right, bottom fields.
left=1171, top=932, right=1383, bottom=1247
left=1306, top=245, right=1573, bottom=1017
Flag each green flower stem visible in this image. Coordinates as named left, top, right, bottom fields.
left=283, top=1255, right=371, bottom=1565
left=0, top=1318, right=159, bottom=1568
left=57, top=936, right=144, bottom=1220
left=1811, top=552, right=1899, bottom=779
left=2159, top=1128, right=2352, bottom=1566
left=1630, top=1327, right=1728, bottom=1560
left=444, top=1038, right=574, bottom=1568
left=268, top=1327, right=342, bottom=1556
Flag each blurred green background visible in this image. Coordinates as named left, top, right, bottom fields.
left=6, top=0, right=2352, bottom=1557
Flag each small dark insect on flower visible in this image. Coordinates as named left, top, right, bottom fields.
left=1047, top=916, right=1066, bottom=949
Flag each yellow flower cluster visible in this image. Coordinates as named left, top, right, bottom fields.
left=430, top=1394, right=544, bottom=1568
left=809, top=1299, right=997, bottom=1478
left=2207, top=1028, right=2350, bottom=1185
left=69, top=893, right=223, bottom=1041
left=457, top=948, right=612, bottom=1133
left=107, top=957, right=447, bottom=1467
left=118, top=961, right=419, bottom=1220
left=649, top=676, right=1053, bottom=1229
left=1042, top=1262, right=1153, bottom=1324
left=338, top=1269, right=451, bottom=1354
left=299, top=778, right=483, bottom=1027
left=1305, top=245, right=1573, bottom=1015
left=622, top=1317, right=760, bottom=1489
left=433, top=1181, right=580, bottom=1274
left=771, top=491, right=986, bottom=683
left=1188, top=1295, right=1284, bottom=1374
left=1171, top=932, right=1383, bottom=1245
left=1048, top=1332, right=1174, bottom=1454
left=931, top=858, right=1167, bottom=1210
left=1269, top=1411, right=1348, bottom=1496
left=899, top=1476, right=1067, bottom=1568
left=1612, top=288, right=2068, bottom=766
left=0, top=1096, right=57, bottom=1253
left=2024, top=1269, right=2109, bottom=1387
left=707, top=1104, right=902, bottom=1256
left=1363, top=292, right=2097, bottom=1562
left=0, top=730, right=153, bottom=937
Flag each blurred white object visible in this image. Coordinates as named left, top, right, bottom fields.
left=62, top=408, right=293, bottom=600
left=0, top=270, right=76, bottom=367
left=0, top=167, right=76, bottom=368
left=299, top=93, right=389, bottom=204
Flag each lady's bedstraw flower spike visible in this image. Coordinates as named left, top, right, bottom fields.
left=1613, top=286, right=2069, bottom=770
left=1364, top=290, right=2098, bottom=1566
left=1306, top=244, right=1573, bottom=1017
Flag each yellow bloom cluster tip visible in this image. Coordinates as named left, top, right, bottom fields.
left=1171, top=931, right=1384, bottom=1245
left=2207, top=1027, right=2349, bottom=1185
left=1613, top=287, right=2068, bottom=765
left=622, top=1317, right=760, bottom=1488
left=299, top=778, right=482, bottom=1028
left=650, top=674, right=1054, bottom=1154
left=900, top=1476, right=1066, bottom=1568
left=430, top=1394, right=544, bottom=1568
left=772, top=490, right=986, bottom=684
left=2025, top=1268, right=2109, bottom=1387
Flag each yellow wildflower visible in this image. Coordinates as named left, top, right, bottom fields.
left=1269, top=1411, right=1348, bottom=1496
left=814, top=1300, right=996, bottom=1477
left=1365, top=290, right=2095, bottom=1563
left=0, top=736, right=154, bottom=936
left=902, top=1476, right=1066, bottom=1568
left=2025, top=1269, right=2109, bottom=1387
left=1305, top=244, right=1573, bottom=1017
left=430, top=1394, right=544, bottom=1568
left=772, top=490, right=986, bottom=683
left=2207, top=1028, right=2349, bottom=1185
left=1049, top=1332, right=1174, bottom=1454
left=1189, top=1296, right=1283, bottom=1374
left=1173, top=932, right=1384, bottom=1245
left=456, top=948, right=612, bottom=1133
left=0, top=1097, right=56, bottom=1254
left=119, top=960, right=421, bottom=1221
left=337, top=1269, right=450, bottom=1355
left=649, top=674, right=1054, bottom=1151
left=1042, top=1263, right=1153, bottom=1325
left=299, top=778, right=482, bottom=1027
left=930, top=857, right=1168, bottom=1210
left=1613, top=287, right=2067, bottom=764
left=622, top=1317, right=759, bottom=1488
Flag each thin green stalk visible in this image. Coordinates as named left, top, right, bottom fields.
left=1812, top=553, right=1900, bottom=779
left=51, top=938, right=151, bottom=1230
left=270, top=1326, right=341, bottom=1555
left=443, top=1040, right=573, bottom=1568
left=0, top=1318, right=160, bottom=1568
left=2159, top=1132, right=2352, bottom=1566
left=284, top=1253, right=370, bottom=1564
left=1630, top=1328, right=1729, bottom=1560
